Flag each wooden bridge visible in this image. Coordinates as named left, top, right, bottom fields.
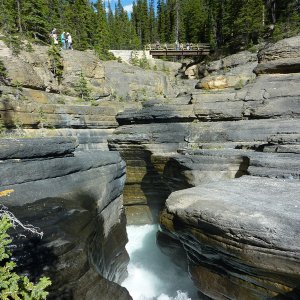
left=147, top=43, right=210, bottom=57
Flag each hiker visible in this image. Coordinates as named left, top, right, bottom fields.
left=51, top=28, right=58, bottom=45
left=66, top=32, right=73, bottom=50
left=61, top=32, right=66, bottom=49
left=175, top=40, right=179, bottom=50
left=155, top=40, right=160, bottom=49
left=51, top=28, right=56, bottom=36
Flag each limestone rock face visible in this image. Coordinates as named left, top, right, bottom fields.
left=1, top=35, right=300, bottom=299
left=255, top=36, right=300, bottom=74
left=0, top=43, right=106, bottom=95
left=108, top=36, right=300, bottom=299
left=108, top=122, right=189, bottom=223
left=195, top=51, right=258, bottom=90
left=160, top=177, right=300, bottom=300
left=102, top=61, right=172, bottom=101
left=0, top=137, right=131, bottom=300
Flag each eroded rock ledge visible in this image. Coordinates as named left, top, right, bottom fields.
left=109, top=35, right=300, bottom=298
left=0, top=137, right=131, bottom=300
left=160, top=177, right=300, bottom=299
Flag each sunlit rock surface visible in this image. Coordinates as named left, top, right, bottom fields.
left=1, top=34, right=300, bottom=299
left=109, top=36, right=300, bottom=299
left=254, top=36, right=300, bottom=74
left=195, top=50, right=258, bottom=90
left=0, top=137, right=131, bottom=300
left=160, top=177, right=300, bottom=299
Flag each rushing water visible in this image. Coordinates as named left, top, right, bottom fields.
left=122, top=224, right=198, bottom=300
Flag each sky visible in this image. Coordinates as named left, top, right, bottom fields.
left=103, top=0, right=135, bottom=14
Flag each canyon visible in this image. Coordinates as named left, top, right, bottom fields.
left=0, top=35, right=299, bottom=299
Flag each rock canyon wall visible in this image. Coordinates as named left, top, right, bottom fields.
left=0, top=35, right=299, bottom=299
left=110, top=36, right=300, bottom=299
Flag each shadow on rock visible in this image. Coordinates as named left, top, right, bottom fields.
left=271, top=287, right=300, bottom=300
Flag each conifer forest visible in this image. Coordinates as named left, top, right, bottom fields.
left=0, top=0, right=299, bottom=53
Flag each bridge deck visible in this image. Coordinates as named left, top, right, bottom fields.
left=148, top=43, right=210, bottom=57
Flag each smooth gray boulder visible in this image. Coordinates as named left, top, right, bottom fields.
left=255, top=36, right=300, bottom=74
left=116, top=104, right=196, bottom=125
left=160, top=176, right=300, bottom=300
left=0, top=137, right=131, bottom=300
left=162, top=149, right=299, bottom=191
left=0, top=137, right=77, bottom=159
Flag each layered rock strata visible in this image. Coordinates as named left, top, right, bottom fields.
left=0, top=137, right=131, bottom=300
left=109, top=36, right=300, bottom=298
left=160, top=177, right=300, bottom=300
left=0, top=40, right=182, bottom=151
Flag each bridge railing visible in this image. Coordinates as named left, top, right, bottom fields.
left=145, top=43, right=210, bottom=51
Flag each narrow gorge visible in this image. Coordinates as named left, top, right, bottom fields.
left=0, top=35, right=299, bottom=300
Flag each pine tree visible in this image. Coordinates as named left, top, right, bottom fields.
left=234, top=0, right=264, bottom=46
left=76, top=71, right=91, bottom=101
left=107, top=0, right=116, bottom=48
left=21, top=0, right=49, bottom=39
left=48, top=45, right=63, bottom=84
left=94, top=0, right=109, bottom=49
left=46, top=0, right=63, bottom=32
left=0, top=0, right=18, bottom=35
left=181, top=0, right=206, bottom=43
left=149, top=0, right=157, bottom=43
left=0, top=215, right=51, bottom=299
left=63, top=0, right=95, bottom=50
left=272, top=0, right=300, bottom=40
left=157, top=0, right=167, bottom=43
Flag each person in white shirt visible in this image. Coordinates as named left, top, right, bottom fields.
left=66, top=32, right=73, bottom=50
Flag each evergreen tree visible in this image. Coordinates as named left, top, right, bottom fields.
left=94, top=0, right=109, bottom=49
left=272, top=0, right=300, bottom=40
left=64, top=0, right=95, bottom=50
left=149, top=0, right=157, bottom=43
left=181, top=0, right=206, bottom=43
left=76, top=71, right=91, bottom=101
left=0, top=0, right=299, bottom=54
left=157, top=0, right=167, bottom=43
left=0, top=215, right=51, bottom=299
left=107, top=0, right=116, bottom=48
left=234, top=0, right=264, bottom=46
left=21, top=0, right=49, bottom=39
left=46, top=0, right=63, bottom=32
left=0, top=0, right=18, bottom=35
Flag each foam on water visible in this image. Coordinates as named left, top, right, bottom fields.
left=121, top=224, right=198, bottom=300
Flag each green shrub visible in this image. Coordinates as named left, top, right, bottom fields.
left=129, top=51, right=140, bottom=66
left=75, top=71, right=91, bottom=101
left=0, top=119, right=5, bottom=135
left=94, top=46, right=116, bottom=61
left=0, top=60, right=8, bottom=82
left=139, top=52, right=150, bottom=69
left=0, top=214, right=51, bottom=299
left=130, top=51, right=150, bottom=70
left=4, top=35, right=23, bottom=56
left=57, top=97, right=66, bottom=105
left=234, top=79, right=244, bottom=90
left=48, top=46, right=63, bottom=84
left=91, top=100, right=99, bottom=106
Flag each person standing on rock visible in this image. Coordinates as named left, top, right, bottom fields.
left=61, top=32, right=66, bottom=50
left=51, top=28, right=58, bottom=45
left=66, top=32, right=73, bottom=50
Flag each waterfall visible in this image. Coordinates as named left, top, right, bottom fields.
left=122, top=224, right=198, bottom=300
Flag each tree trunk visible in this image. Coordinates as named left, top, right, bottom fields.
left=16, top=0, right=22, bottom=33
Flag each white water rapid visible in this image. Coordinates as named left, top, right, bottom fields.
left=122, top=224, right=198, bottom=300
